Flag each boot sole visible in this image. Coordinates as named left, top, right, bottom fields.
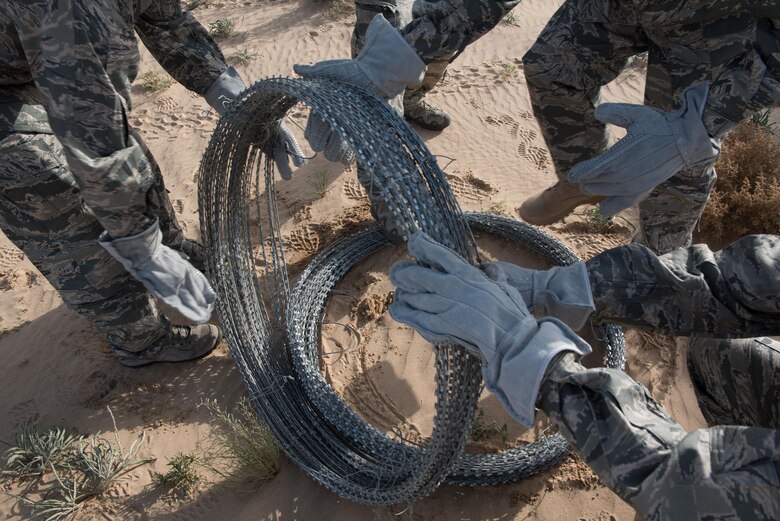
left=404, top=115, right=452, bottom=132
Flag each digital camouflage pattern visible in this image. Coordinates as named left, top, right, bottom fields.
left=0, top=0, right=229, bottom=351
left=586, top=234, right=780, bottom=338
left=352, top=0, right=455, bottom=129
left=521, top=0, right=780, bottom=253
left=688, top=336, right=780, bottom=430
left=540, top=353, right=780, bottom=521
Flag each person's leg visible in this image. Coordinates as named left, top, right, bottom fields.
left=687, top=336, right=780, bottom=429
left=402, top=58, right=453, bottom=131
left=0, top=132, right=171, bottom=352
left=518, top=0, right=647, bottom=224
left=523, top=1, right=647, bottom=179
left=634, top=51, right=717, bottom=254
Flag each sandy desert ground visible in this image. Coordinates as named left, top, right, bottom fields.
left=0, top=1, right=713, bottom=519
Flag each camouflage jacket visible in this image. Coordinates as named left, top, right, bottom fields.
left=587, top=234, right=780, bottom=338
left=401, top=0, right=780, bottom=136
left=0, top=1, right=228, bottom=238
left=532, top=235, right=780, bottom=519
left=540, top=353, right=780, bottom=521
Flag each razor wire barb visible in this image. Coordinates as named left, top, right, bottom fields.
left=198, top=77, right=625, bottom=505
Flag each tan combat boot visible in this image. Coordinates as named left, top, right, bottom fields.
left=518, top=181, right=604, bottom=225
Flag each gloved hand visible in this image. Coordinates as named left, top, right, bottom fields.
left=568, top=82, right=720, bottom=217
left=293, top=14, right=426, bottom=164
left=482, top=261, right=595, bottom=330
left=205, top=67, right=307, bottom=179
left=99, top=220, right=216, bottom=324
left=389, top=232, right=591, bottom=427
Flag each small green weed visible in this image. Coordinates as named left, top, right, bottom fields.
left=311, top=169, right=331, bottom=198
left=2, top=426, right=76, bottom=480
left=502, top=10, right=518, bottom=25
left=153, top=453, right=201, bottom=495
left=230, top=48, right=259, bottom=66
left=490, top=61, right=517, bottom=82
left=574, top=206, right=635, bottom=235
left=751, top=108, right=777, bottom=133
left=209, top=18, right=236, bottom=39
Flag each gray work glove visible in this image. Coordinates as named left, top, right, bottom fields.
left=568, top=82, right=721, bottom=217
left=99, top=220, right=216, bottom=324
left=205, top=67, right=307, bottom=179
left=293, top=14, right=426, bottom=164
left=389, top=232, right=591, bottom=427
left=482, top=261, right=595, bottom=330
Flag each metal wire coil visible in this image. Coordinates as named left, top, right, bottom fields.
left=198, top=76, right=625, bottom=505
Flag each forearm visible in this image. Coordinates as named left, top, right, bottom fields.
left=135, top=1, right=228, bottom=95
left=703, top=15, right=780, bottom=137
left=586, top=235, right=780, bottom=337
left=400, top=0, right=520, bottom=64
left=539, top=354, right=780, bottom=520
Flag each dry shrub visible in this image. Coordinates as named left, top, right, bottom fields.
left=700, top=122, right=780, bottom=240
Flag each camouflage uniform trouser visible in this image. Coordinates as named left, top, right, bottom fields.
left=0, top=130, right=181, bottom=352
left=522, top=0, right=717, bottom=255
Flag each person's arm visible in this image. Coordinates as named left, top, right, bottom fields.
left=11, top=0, right=154, bottom=239
left=134, top=0, right=228, bottom=96
left=587, top=234, right=780, bottom=337
left=400, top=0, right=520, bottom=64
left=539, top=354, right=780, bottom=520
left=703, top=11, right=780, bottom=137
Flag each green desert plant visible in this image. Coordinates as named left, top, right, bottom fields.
left=201, top=398, right=280, bottom=487
left=230, top=48, right=259, bottom=66
left=573, top=206, right=635, bottom=235
left=209, top=18, right=236, bottom=39
left=138, top=71, right=174, bottom=93
left=502, top=9, right=518, bottom=25
left=2, top=426, right=77, bottom=480
left=750, top=108, right=777, bottom=133
left=153, top=452, right=201, bottom=495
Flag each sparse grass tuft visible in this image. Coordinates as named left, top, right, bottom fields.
left=502, top=10, right=518, bottom=25
left=489, top=200, right=511, bottom=217
left=209, top=18, right=236, bottom=39
left=230, top=48, right=259, bottom=67
left=311, top=169, right=331, bottom=198
left=153, top=453, right=201, bottom=495
left=184, top=0, right=211, bottom=9
left=200, top=398, right=280, bottom=487
left=470, top=408, right=509, bottom=444
left=700, top=121, right=780, bottom=240
left=1, top=409, right=154, bottom=521
left=573, top=206, right=634, bottom=235
left=490, top=61, right=517, bottom=82
left=750, top=108, right=777, bottom=133
left=322, top=0, right=353, bottom=20
left=138, top=71, right=174, bottom=93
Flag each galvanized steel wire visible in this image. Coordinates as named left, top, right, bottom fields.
left=198, top=77, right=626, bottom=505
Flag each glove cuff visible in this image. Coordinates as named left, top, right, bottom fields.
left=673, top=82, right=720, bottom=167
left=484, top=318, right=591, bottom=428
left=532, top=262, right=595, bottom=330
left=99, top=219, right=162, bottom=270
left=205, top=67, right=247, bottom=115
left=355, top=14, right=426, bottom=99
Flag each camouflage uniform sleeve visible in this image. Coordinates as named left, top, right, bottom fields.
left=11, top=0, right=156, bottom=239
left=135, top=0, right=228, bottom=95
left=703, top=6, right=780, bottom=137
left=586, top=235, right=780, bottom=338
left=539, top=354, right=780, bottom=520
left=400, top=0, right=520, bottom=63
